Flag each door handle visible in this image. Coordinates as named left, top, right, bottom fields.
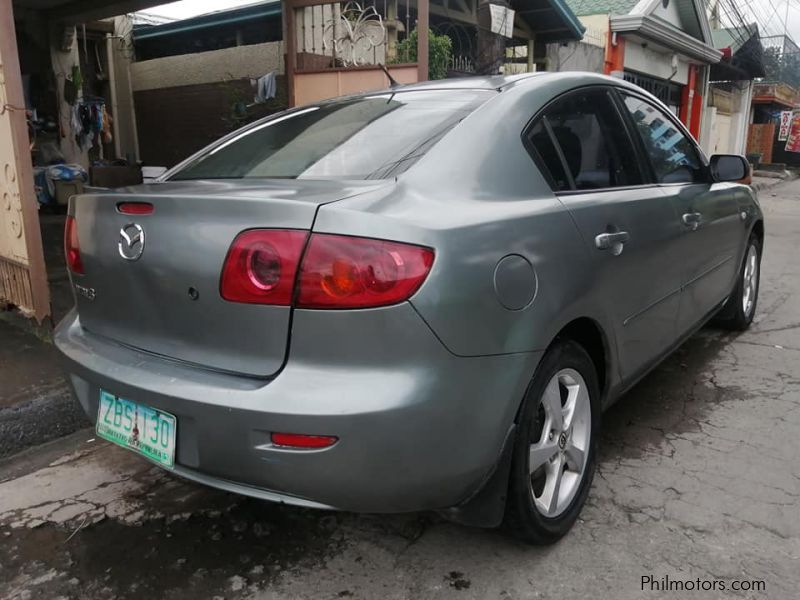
left=595, top=231, right=630, bottom=252
left=682, top=212, right=702, bottom=230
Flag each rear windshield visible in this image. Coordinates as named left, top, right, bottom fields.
left=169, top=89, right=493, bottom=181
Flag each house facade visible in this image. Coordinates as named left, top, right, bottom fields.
left=703, top=25, right=765, bottom=157
left=557, top=0, right=721, bottom=140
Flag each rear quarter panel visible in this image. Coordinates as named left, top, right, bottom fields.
left=313, top=75, right=621, bottom=368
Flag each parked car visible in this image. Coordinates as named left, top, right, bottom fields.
left=56, top=73, right=763, bottom=544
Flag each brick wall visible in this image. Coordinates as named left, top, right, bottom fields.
left=746, top=123, right=776, bottom=164
left=134, top=77, right=286, bottom=168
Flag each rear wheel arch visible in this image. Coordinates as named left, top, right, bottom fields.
left=448, top=317, right=612, bottom=529
left=553, top=317, right=610, bottom=400
left=515, top=317, right=611, bottom=424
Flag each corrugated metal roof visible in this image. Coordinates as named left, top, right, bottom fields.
left=133, top=0, right=281, bottom=40
left=562, top=0, right=639, bottom=17
left=674, top=0, right=702, bottom=40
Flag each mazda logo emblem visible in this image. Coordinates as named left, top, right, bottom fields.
left=119, top=223, right=145, bottom=261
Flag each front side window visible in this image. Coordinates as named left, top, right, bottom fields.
left=170, top=89, right=494, bottom=181
left=526, top=89, right=642, bottom=191
left=621, top=93, right=705, bottom=184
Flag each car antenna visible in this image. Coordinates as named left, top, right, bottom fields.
left=379, top=63, right=401, bottom=88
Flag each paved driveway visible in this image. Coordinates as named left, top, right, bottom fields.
left=2, top=181, right=799, bottom=600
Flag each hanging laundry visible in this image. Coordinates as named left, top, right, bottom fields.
left=101, top=106, right=113, bottom=145
left=67, top=96, right=107, bottom=149
left=254, top=71, right=277, bottom=103
left=71, top=104, right=84, bottom=147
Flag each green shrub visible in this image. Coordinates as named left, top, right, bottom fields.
left=393, top=29, right=452, bottom=80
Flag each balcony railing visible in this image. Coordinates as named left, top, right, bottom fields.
left=753, top=82, right=798, bottom=107
left=286, top=0, right=423, bottom=106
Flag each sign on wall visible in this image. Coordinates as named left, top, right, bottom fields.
left=778, top=110, right=793, bottom=141
left=489, top=5, right=515, bottom=38
left=785, top=111, right=800, bottom=153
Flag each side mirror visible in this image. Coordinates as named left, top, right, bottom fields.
left=710, top=154, right=750, bottom=183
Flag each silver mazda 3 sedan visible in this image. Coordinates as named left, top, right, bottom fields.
left=56, top=72, right=763, bottom=544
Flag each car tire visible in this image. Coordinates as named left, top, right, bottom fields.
left=504, top=339, right=600, bottom=544
left=718, top=234, right=761, bottom=331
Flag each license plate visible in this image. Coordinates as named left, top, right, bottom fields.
left=96, top=390, right=177, bottom=468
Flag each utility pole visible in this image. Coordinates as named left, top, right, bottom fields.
left=708, top=0, right=720, bottom=30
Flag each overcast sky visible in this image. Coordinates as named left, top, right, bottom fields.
left=141, top=0, right=263, bottom=21
left=142, top=0, right=800, bottom=42
left=737, top=0, right=800, bottom=41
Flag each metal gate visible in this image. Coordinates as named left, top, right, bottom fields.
left=624, top=70, right=684, bottom=115
left=0, top=0, right=50, bottom=322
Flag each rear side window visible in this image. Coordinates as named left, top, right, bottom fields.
left=620, top=93, right=704, bottom=184
left=170, top=90, right=494, bottom=181
left=527, top=120, right=570, bottom=190
left=526, top=89, right=642, bottom=192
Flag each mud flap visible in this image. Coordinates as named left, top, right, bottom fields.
left=438, top=424, right=516, bottom=528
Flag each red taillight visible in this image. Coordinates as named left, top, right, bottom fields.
left=220, top=229, right=308, bottom=305
left=220, top=230, right=434, bottom=308
left=64, top=216, right=84, bottom=274
left=117, top=202, right=154, bottom=215
left=296, top=235, right=434, bottom=309
left=271, top=432, right=338, bottom=449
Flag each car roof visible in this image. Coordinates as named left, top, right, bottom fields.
left=351, top=71, right=635, bottom=95
left=394, top=73, right=547, bottom=92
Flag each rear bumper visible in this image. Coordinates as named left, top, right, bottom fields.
left=55, top=306, right=541, bottom=513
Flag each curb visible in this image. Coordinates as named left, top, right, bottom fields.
left=751, top=172, right=798, bottom=193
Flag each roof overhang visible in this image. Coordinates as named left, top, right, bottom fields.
left=517, top=0, right=586, bottom=43
left=13, top=0, right=165, bottom=23
left=134, top=3, right=282, bottom=41
left=710, top=31, right=766, bottom=81
left=611, top=14, right=722, bottom=64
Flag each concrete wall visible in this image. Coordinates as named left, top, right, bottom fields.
left=624, top=43, right=690, bottom=85
left=702, top=82, right=754, bottom=156
left=544, top=16, right=606, bottom=73
left=546, top=41, right=605, bottom=72
left=134, top=76, right=286, bottom=167
left=131, top=41, right=284, bottom=92
left=294, top=65, right=417, bottom=106
left=577, top=15, right=610, bottom=48
left=49, top=27, right=89, bottom=166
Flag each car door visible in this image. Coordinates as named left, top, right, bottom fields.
left=617, top=91, right=745, bottom=336
left=525, top=86, right=685, bottom=382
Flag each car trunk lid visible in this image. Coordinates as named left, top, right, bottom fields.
left=69, top=179, right=383, bottom=377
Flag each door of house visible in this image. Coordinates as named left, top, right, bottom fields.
left=712, top=113, right=732, bottom=155
left=0, top=2, right=50, bottom=322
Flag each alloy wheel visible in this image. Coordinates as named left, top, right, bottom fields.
left=528, top=368, right=591, bottom=518
left=742, top=244, right=759, bottom=318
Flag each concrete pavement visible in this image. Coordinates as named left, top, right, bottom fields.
left=1, top=179, right=799, bottom=599
left=0, top=320, right=88, bottom=458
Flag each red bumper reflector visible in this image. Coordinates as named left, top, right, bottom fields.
left=117, top=202, right=154, bottom=215
left=271, top=432, right=338, bottom=449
